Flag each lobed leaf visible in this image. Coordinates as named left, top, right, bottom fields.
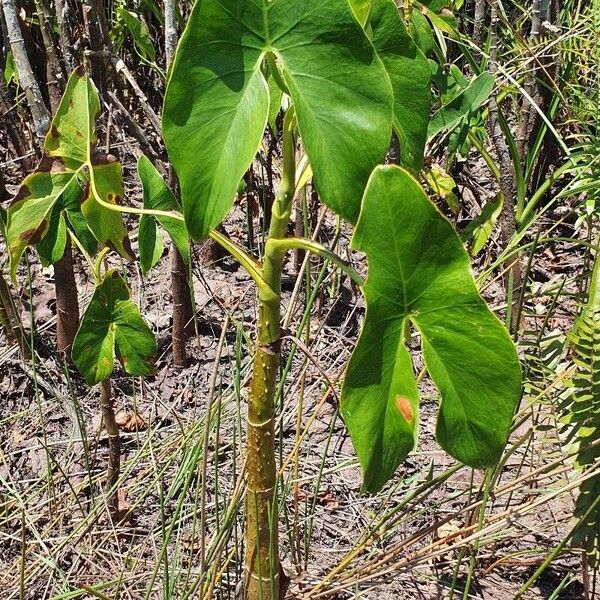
left=342, top=166, right=521, bottom=493
left=6, top=68, right=132, bottom=279
left=368, top=0, right=431, bottom=170
left=72, top=270, right=157, bottom=386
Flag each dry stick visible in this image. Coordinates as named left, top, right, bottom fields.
left=488, top=0, right=521, bottom=333
left=33, top=0, right=64, bottom=111
left=99, top=378, right=120, bottom=519
left=516, top=0, right=543, bottom=162
left=106, top=90, right=160, bottom=163
left=81, top=0, right=110, bottom=97
left=54, top=241, right=80, bottom=357
left=472, top=0, right=486, bottom=48
left=52, top=0, right=73, bottom=71
left=1, top=0, right=50, bottom=143
left=0, top=270, right=30, bottom=360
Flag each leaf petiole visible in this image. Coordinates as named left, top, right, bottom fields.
left=266, top=237, right=364, bottom=287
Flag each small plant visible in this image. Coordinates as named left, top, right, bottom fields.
left=162, top=1, right=521, bottom=598
left=5, top=67, right=134, bottom=356
left=5, top=68, right=157, bottom=518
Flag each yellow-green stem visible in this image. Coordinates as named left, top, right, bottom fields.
left=245, top=108, right=295, bottom=600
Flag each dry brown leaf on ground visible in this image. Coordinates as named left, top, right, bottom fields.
left=115, top=410, right=147, bottom=432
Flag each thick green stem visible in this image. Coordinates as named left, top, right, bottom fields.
left=245, top=109, right=296, bottom=600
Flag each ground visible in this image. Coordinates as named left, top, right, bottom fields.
left=0, top=147, right=592, bottom=599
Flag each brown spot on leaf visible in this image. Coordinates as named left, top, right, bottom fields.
left=395, top=395, right=414, bottom=423
left=74, top=64, right=86, bottom=77
left=19, top=220, right=48, bottom=245
left=50, top=125, right=60, bottom=139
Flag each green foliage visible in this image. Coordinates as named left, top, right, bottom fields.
left=5, top=68, right=133, bottom=280
left=562, top=249, right=600, bottom=566
left=428, top=71, right=495, bottom=139
left=368, top=0, right=431, bottom=170
left=116, top=7, right=156, bottom=62
left=137, top=156, right=190, bottom=274
left=72, top=270, right=157, bottom=386
left=3, top=50, right=18, bottom=86
left=461, top=195, right=504, bottom=256
left=162, top=0, right=394, bottom=240
left=342, top=166, right=521, bottom=492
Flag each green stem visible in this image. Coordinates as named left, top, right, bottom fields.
left=267, top=237, right=364, bottom=286
left=87, top=163, right=184, bottom=221
left=519, top=160, right=576, bottom=226
left=245, top=107, right=296, bottom=600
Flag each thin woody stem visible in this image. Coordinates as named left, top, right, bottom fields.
left=100, top=378, right=120, bottom=520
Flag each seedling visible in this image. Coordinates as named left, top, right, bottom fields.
left=6, top=69, right=157, bottom=518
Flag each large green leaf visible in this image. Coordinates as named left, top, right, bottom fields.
left=163, top=0, right=393, bottom=240
left=72, top=270, right=157, bottom=386
left=137, top=156, right=190, bottom=274
left=342, top=166, right=521, bottom=492
left=368, top=0, right=431, bottom=170
left=5, top=68, right=132, bottom=279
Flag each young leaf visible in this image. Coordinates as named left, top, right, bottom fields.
left=137, top=156, right=190, bottom=274
left=163, top=0, right=393, bottom=240
left=72, top=270, right=157, bottom=386
left=368, top=0, right=431, bottom=171
left=427, top=72, right=495, bottom=138
left=342, top=166, right=521, bottom=493
left=461, top=195, right=503, bottom=255
left=117, top=8, right=156, bottom=62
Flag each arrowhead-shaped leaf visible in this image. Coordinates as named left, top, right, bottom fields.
left=72, top=270, right=157, bottom=386
left=342, top=166, right=521, bottom=493
left=368, top=0, right=431, bottom=170
left=6, top=68, right=132, bottom=278
left=137, top=156, right=190, bottom=274
left=82, top=159, right=134, bottom=260
left=163, top=0, right=393, bottom=239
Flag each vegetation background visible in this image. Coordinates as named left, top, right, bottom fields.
left=0, top=0, right=599, bottom=599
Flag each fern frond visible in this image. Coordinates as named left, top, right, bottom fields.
left=562, top=242, right=600, bottom=567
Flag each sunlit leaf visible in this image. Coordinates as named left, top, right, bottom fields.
left=163, top=0, right=393, bottom=239
left=6, top=68, right=132, bottom=278
left=72, top=270, right=157, bottom=386
left=137, top=156, right=189, bottom=274
left=368, top=0, right=431, bottom=171
left=428, top=71, right=495, bottom=138
left=117, top=8, right=156, bottom=62
left=461, top=195, right=503, bottom=255
left=342, top=166, right=521, bottom=492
